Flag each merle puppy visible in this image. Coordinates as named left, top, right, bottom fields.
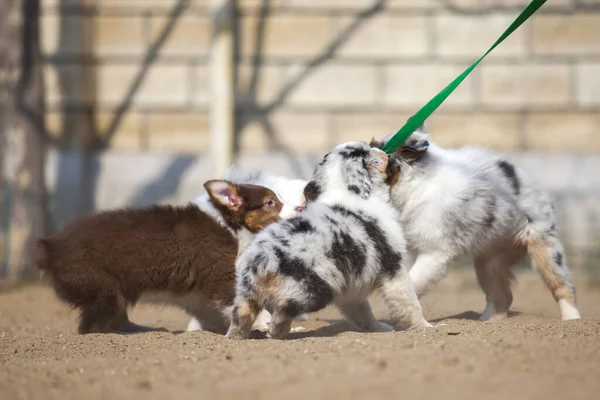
left=226, top=141, right=432, bottom=340
left=371, top=125, right=581, bottom=321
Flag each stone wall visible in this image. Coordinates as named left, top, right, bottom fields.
left=37, top=0, right=600, bottom=273
left=41, top=0, right=600, bottom=155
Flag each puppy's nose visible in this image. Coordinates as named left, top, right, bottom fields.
left=422, top=140, right=430, bottom=147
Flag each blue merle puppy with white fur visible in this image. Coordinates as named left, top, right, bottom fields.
left=226, top=141, right=432, bottom=340
left=371, top=125, right=581, bottom=322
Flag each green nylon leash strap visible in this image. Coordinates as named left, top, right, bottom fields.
left=381, top=0, right=547, bottom=154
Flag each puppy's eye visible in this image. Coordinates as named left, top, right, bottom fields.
left=264, top=199, right=276, bottom=207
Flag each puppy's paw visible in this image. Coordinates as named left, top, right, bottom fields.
left=252, top=310, right=272, bottom=332
left=186, top=318, right=203, bottom=332
left=478, top=303, right=509, bottom=322
left=373, top=322, right=394, bottom=332
left=225, top=330, right=247, bottom=340
left=479, top=312, right=508, bottom=322
left=253, top=322, right=270, bottom=332
left=290, top=326, right=307, bottom=333
left=266, top=330, right=290, bottom=340
left=398, top=319, right=434, bottom=330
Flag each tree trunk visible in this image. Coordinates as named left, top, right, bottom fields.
left=0, top=0, right=48, bottom=280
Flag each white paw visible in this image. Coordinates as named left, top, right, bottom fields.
left=479, top=302, right=498, bottom=321
left=480, top=312, right=508, bottom=322
left=291, top=326, right=307, bottom=333
left=559, top=299, right=581, bottom=320
left=253, top=310, right=272, bottom=331
left=186, top=318, right=202, bottom=332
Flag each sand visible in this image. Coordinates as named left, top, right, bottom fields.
left=1, top=269, right=599, bottom=400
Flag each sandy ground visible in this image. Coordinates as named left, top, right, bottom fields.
left=1, top=269, right=599, bottom=400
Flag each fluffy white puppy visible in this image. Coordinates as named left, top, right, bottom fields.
left=371, top=126, right=580, bottom=321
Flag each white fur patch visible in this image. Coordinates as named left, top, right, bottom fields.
left=559, top=299, right=581, bottom=320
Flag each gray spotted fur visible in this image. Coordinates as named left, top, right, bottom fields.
left=226, top=141, right=431, bottom=340
left=372, top=125, right=580, bottom=321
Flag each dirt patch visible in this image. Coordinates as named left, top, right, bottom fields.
left=1, top=270, right=599, bottom=400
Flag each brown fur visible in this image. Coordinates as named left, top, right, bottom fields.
left=37, top=181, right=282, bottom=334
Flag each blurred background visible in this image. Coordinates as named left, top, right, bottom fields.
left=1, top=0, right=599, bottom=281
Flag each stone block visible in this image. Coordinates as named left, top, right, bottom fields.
left=334, top=14, right=428, bottom=59
left=387, top=0, right=437, bottom=9
left=428, top=112, right=520, bottom=150
left=480, top=64, right=571, bottom=109
left=236, top=64, right=285, bottom=108
left=285, top=64, right=379, bottom=108
left=236, top=0, right=284, bottom=12
left=95, top=16, right=146, bottom=56
left=147, top=112, right=209, bottom=153
left=533, top=14, right=600, bottom=56
left=435, top=13, right=527, bottom=59
left=192, top=64, right=210, bottom=109
left=525, top=112, right=600, bottom=152
left=97, top=111, right=144, bottom=151
left=383, top=64, right=474, bottom=109
left=332, top=112, right=412, bottom=144
left=150, top=15, right=210, bottom=57
left=286, top=0, right=394, bottom=9
left=238, top=112, right=331, bottom=153
left=96, top=0, right=183, bottom=11
left=576, top=63, right=600, bottom=107
left=433, top=0, right=571, bottom=10
left=240, top=15, right=332, bottom=58
left=97, top=63, right=189, bottom=108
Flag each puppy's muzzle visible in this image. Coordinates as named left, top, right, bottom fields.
left=369, top=148, right=389, bottom=177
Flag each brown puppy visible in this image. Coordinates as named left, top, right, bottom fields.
left=36, top=180, right=282, bottom=335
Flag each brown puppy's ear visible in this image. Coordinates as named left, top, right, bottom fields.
left=204, top=180, right=243, bottom=212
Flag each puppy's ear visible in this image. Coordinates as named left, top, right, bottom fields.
left=385, top=158, right=401, bottom=187
left=369, top=137, right=383, bottom=149
left=342, top=156, right=372, bottom=200
left=396, top=129, right=430, bottom=163
left=303, top=180, right=321, bottom=203
left=204, top=180, right=243, bottom=212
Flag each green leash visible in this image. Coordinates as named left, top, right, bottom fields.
left=381, top=0, right=547, bottom=154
